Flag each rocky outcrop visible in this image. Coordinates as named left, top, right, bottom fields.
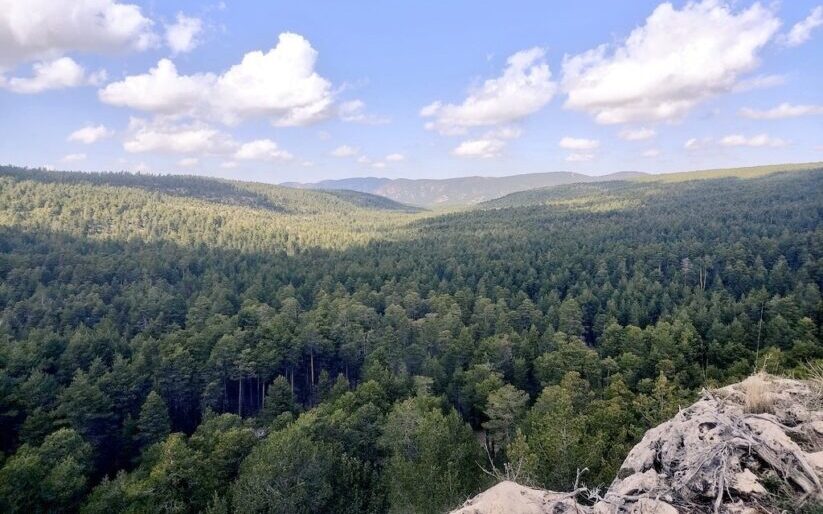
left=450, top=374, right=823, bottom=513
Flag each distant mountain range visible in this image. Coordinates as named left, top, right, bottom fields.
left=282, top=171, right=647, bottom=207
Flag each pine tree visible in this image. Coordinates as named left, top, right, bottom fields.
left=137, top=391, right=171, bottom=447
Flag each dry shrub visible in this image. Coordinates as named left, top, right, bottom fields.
left=743, top=372, right=774, bottom=414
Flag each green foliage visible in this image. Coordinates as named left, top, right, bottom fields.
left=380, top=396, right=485, bottom=513
left=137, top=391, right=171, bottom=447
left=232, top=420, right=338, bottom=513
left=0, top=165, right=820, bottom=510
left=0, top=428, right=93, bottom=513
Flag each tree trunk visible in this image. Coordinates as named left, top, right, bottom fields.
left=310, top=350, right=315, bottom=389
left=238, top=378, right=243, bottom=417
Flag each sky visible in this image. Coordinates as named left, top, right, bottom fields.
left=0, top=0, right=821, bottom=183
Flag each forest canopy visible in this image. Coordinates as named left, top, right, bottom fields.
left=0, top=165, right=821, bottom=513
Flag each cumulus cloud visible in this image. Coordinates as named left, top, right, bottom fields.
left=422, top=47, right=556, bottom=134
left=178, top=157, right=198, bottom=167
left=234, top=139, right=292, bottom=161
left=558, top=137, right=600, bottom=150
left=784, top=6, right=823, bottom=47
left=122, top=117, right=294, bottom=162
left=62, top=153, right=87, bottom=162
left=68, top=124, right=114, bottom=144
left=452, top=138, right=506, bottom=158
left=619, top=127, right=656, bottom=141
left=331, top=145, right=359, bottom=157
left=0, top=0, right=156, bottom=69
left=720, top=134, right=788, bottom=147
left=338, top=99, right=389, bottom=124
left=565, top=153, right=594, bottom=162
left=165, top=13, right=203, bottom=55
left=100, top=33, right=334, bottom=127
left=562, top=0, right=780, bottom=124
left=385, top=153, right=405, bottom=162
left=1, top=57, right=105, bottom=93
left=642, top=148, right=661, bottom=157
left=451, top=126, right=523, bottom=159
left=123, top=117, right=236, bottom=154
left=99, top=59, right=214, bottom=114
left=740, top=103, right=823, bottom=119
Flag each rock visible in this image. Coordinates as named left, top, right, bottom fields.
left=452, top=375, right=823, bottom=514
left=611, top=469, right=659, bottom=497
left=731, top=469, right=765, bottom=496
left=808, top=451, right=823, bottom=471
left=450, top=480, right=588, bottom=514
left=627, top=498, right=678, bottom=514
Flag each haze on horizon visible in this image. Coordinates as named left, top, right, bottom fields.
left=0, top=0, right=821, bottom=184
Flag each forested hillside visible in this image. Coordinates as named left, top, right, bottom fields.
left=0, top=166, right=820, bottom=513
left=284, top=170, right=647, bottom=206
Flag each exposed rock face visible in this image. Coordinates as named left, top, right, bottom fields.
left=450, top=481, right=582, bottom=514
left=450, top=375, right=823, bottom=513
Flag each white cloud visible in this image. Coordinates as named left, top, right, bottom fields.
left=62, top=152, right=86, bottom=162
left=1, top=57, right=105, bottom=93
left=0, top=0, right=156, bottom=69
left=165, top=13, right=202, bottom=55
left=740, top=103, right=823, bottom=120
left=98, top=58, right=213, bottom=114
left=562, top=0, right=780, bottom=124
left=100, top=33, right=335, bottom=127
left=338, top=99, right=389, bottom=124
left=220, top=161, right=237, bottom=169
left=684, top=137, right=708, bottom=150
left=719, top=133, right=787, bottom=147
left=235, top=139, right=292, bottom=161
left=486, top=126, right=522, bottom=140
left=559, top=137, right=599, bottom=150
left=642, top=148, right=660, bottom=158
left=372, top=161, right=386, bottom=169
left=68, top=124, right=114, bottom=144
left=123, top=117, right=236, bottom=154
left=331, top=145, right=359, bottom=157
left=422, top=47, right=556, bottom=134
left=450, top=126, right=524, bottom=159
left=385, top=153, right=405, bottom=162
left=565, top=153, right=595, bottom=162
left=731, top=73, right=786, bottom=93
left=452, top=138, right=505, bottom=159
left=619, top=127, right=656, bottom=141
left=784, top=6, right=823, bottom=47
left=356, top=155, right=371, bottom=164
left=178, top=157, right=198, bottom=167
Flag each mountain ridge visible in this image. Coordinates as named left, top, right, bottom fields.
left=282, top=171, right=648, bottom=207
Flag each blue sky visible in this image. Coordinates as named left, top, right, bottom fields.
left=0, top=1, right=821, bottom=182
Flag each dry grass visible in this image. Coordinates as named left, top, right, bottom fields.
left=801, top=360, right=823, bottom=408
left=743, top=372, right=774, bottom=414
